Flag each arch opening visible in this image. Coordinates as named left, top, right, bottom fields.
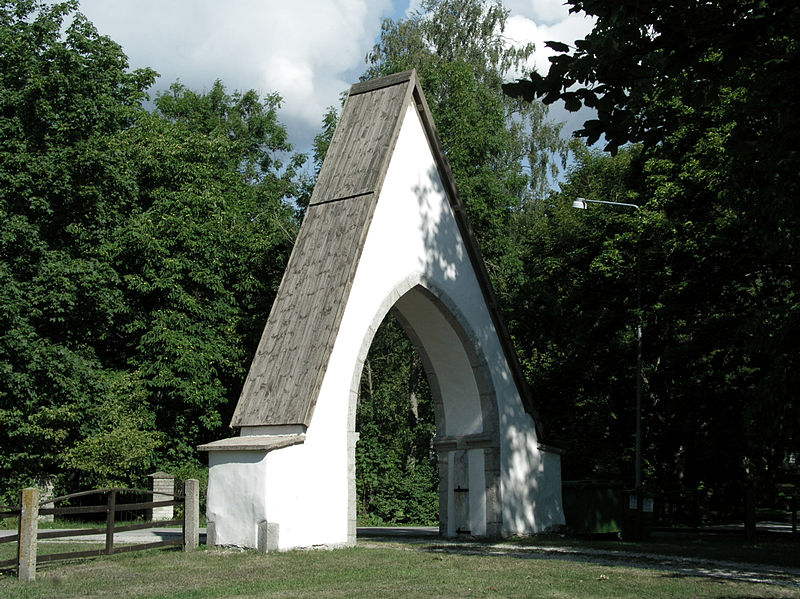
left=355, top=311, right=438, bottom=527
left=349, top=284, right=501, bottom=538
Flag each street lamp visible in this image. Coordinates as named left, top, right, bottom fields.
left=573, top=197, right=641, bottom=212
left=573, top=197, right=645, bottom=539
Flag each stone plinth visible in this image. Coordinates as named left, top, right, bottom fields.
left=148, top=472, right=174, bottom=521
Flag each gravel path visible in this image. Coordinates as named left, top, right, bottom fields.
left=358, top=533, right=800, bottom=590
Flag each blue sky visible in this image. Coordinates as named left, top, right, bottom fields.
left=75, top=0, right=594, bottom=154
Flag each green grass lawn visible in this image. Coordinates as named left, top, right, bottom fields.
left=1, top=543, right=799, bottom=599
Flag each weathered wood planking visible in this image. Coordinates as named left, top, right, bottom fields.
left=230, top=68, right=542, bottom=437
left=309, top=78, right=412, bottom=205
left=232, top=197, right=376, bottom=426
left=231, top=72, right=414, bottom=427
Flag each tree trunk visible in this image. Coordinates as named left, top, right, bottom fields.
left=744, top=481, right=757, bottom=543
left=408, top=353, right=419, bottom=423
left=363, top=358, right=373, bottom=408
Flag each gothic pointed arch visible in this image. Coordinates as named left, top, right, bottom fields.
left=200, top=71, right=563, bottom=551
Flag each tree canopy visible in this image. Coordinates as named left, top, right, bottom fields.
left=505, top=0, right=799, bottom=523
left=0, top=0, right=302, bottom=496
left=2, top=0, right=796, bottom=530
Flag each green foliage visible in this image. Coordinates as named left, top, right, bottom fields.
left=356, top=316, right=438, bottom=525
left=0, top=1, right=301, bottom=495
left=110, top=97, right=299, bottom=463
left=6, top=0, right=794, bottom=533
left=169, top=460, right=209, bottom=515
left=0, top=0, right=157, bottom=495
left=505, top=1, right=800, bottom=157
left=506, top=0, right=800, bottom=522
left=154, top=80, right=305, bottom=199
left=365, top=0, right=571, bottom=298
left=510, top=147, right=644, bottom=482
left=61, top=374, right=163, bottom=489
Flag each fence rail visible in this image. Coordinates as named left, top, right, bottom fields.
left=0, top=502, right=21, bottom=569
left=0, top=480, right=199, bottom=581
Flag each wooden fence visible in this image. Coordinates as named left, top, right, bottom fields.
left=0, top=480, right=199, bottom=582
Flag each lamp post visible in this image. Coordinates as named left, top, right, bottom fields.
left=573, top=197, right=644, bottom=539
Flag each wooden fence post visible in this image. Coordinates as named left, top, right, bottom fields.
left=18, top=487, right=39, bottom=582
left=105, top=490, right=116, bottom=555
left=183, top=479, right=199, bottom=551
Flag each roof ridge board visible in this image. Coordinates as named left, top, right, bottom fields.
left=348, top=69, right=416, bottom=96
left=309, top=191, right=374, bottom=207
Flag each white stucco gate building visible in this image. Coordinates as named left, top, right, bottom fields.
left=199, top=70, right=564, bottom=551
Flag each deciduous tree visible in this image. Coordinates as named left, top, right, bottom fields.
left=506, top=0, right=800, bottom=522
left=0, top=0, right=159, bottom=495
left=0, top=0, right=303, bottom=495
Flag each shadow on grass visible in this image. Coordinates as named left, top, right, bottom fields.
left=371, top=534, right=800, bottom=591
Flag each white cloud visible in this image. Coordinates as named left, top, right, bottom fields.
left=77, top=0, right=393, bottom=152
left=75, top=0, right=596, bottom=152
left=500, top=5, right=596, bottom=143
left=504, top=10, right=595, bottom=78
left=503, top=0, right=573, bottom=26
left=405, top=0, right=425, bottom=17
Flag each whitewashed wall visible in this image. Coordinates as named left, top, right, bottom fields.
left=204, top=100, right=563, bottom=550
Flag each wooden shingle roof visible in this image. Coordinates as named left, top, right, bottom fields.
left=230, top=70, right=541, bottom=435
